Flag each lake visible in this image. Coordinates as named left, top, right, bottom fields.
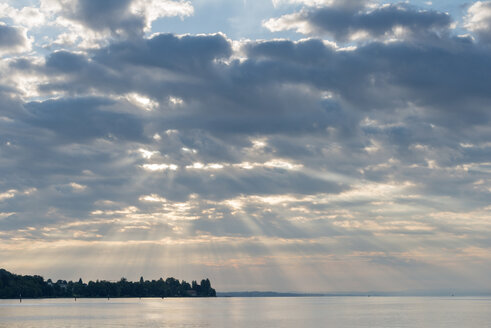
left=0, top=296, right=490, bottom=327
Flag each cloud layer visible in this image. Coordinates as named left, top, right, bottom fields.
left=264, top=2, right=452, bottom=41
left=0, top=0, right=490, bottom=292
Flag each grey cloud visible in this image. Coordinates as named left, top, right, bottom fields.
left=24, top=97, right=146, bottom=142
left=57, top=0, right=144, bottom=37
left=246, top=38, right=334, bottom=63
left=0, top=24, right=28, bottom=51
left=1, top=16, right=489, bottom=259
left=16, top=30, right=488, bottom=219
left=244, top=37, right=491, bottom=125
left=173, top=169, right=345, bottom=200
left=94, top=33, right=232, bottom=72
left=24, top=31, right=491, bottom=180
left=310, top=4, right=451, bottom=41
left=0, top=1, right=490, bottom=294
left=267, top=3, right=451, bottom=42
left=49, top=0, right=193, bottom=39
left=37, top=33, right=232, bottom=98
left=46, top=51, right=89, bottom=72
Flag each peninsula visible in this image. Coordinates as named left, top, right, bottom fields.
left=0, top=269, right=216, bottom=299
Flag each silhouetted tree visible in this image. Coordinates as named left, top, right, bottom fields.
left=0, top=269, right=216, bottom=299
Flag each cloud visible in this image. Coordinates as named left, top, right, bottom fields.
left=272, top=0, right=366, bottom=8
left=264, top=3, right=451, bottom=41
left=465, top=1, right=491, bottom=43
left=43, top=0, right=193, bottom=38
left=94, top=32, right=232, bottom=72
left=245, top=36, right=491, bottom=123
left=9, top=28, right=489, bottom=217
left=24, top=97, right=146, bottom=142
left=0, top=23, right=30, bottom=54
left=0, top=4, right=46, bottom=28
left=131, top=0, right=194, bottom=30
left=49, top=0, right=144, bottom=38
left=45, top=50, right=88, bottom=72
left=1, top=1, right=491, bottom=293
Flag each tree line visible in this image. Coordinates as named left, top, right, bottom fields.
left=0, top=268, right=216, bottom=298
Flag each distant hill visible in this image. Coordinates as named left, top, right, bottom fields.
left=0, top=268, right=216, bottom=299
left=217, top=290, right=491, bottom=297
left=217, top=291, right=326, bottom=297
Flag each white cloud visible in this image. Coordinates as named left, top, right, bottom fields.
left=125, top=93, right=159, bottom=111
left=181, top=147, right=197, bottom=154
left=69, top=182, right=87, bottom=191
left=139, top=194, right=167, bottom=202
left=465, top=1, right=491, bottom=42
left=0, top=189, right=17, bottom=201
left=130, top=0, right=194, bottom=31
left=141, top=163, right=179, bottom=171
left=0, top=212, right=15, bottom=219
left=233, top=159, right=303, bottom=171
left=138, top=148, right=159, bottom=159
left=272, top=0, right=339, bottom=8
left=186, top=162, right=225, bottom=170
left=250, top=137, right=268, bottom=149
left=168, top=96, right=184, bottom=106
left=263, top=12, right=313, bottom=34
left=264, top=159, right=303, bottom=170
left=0, top=188, right=36, bottom=201
left=0, top=4, right=46, bottom=28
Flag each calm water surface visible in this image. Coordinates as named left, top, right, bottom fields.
left=0, top=296, right=489, bottom=327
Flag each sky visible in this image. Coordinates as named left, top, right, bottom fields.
left=0, top=0, right=490, bottom=294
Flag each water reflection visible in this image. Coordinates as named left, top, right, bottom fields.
left=0, top=297, right=490, bottom=328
